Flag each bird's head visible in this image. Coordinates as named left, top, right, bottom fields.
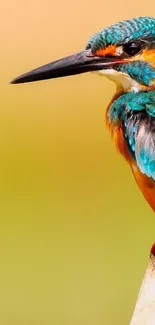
left=11, top=16, right=155, bottom=92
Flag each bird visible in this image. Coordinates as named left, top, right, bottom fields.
left=10, top=16, right=155, bottom=211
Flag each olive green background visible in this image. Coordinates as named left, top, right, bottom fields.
left=1, top=1, right=155, bottom=324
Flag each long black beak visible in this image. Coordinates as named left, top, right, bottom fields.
left=10, top=50, right=122, bottom=84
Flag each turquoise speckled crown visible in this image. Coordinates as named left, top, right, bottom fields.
left=86, top=16, right=155, bottom=53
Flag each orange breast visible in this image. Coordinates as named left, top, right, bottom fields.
left=106, top=92, right=155, bottom=212
left=131, top=163, right=155, bottom=211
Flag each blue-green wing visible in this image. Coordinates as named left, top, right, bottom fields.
left=124, top=110, right=155, bottom=181
left=135, top=118, right=155, bottom=180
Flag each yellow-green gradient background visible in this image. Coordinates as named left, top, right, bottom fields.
left=1, top=1, right=155, bottom=324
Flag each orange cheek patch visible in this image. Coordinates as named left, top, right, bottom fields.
left=133, top=49, right=155, bottom=67
left=143, top=49, right=155, bottom=67
left=96, top=44, right=116, bottom=57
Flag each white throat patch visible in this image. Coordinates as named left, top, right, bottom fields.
left=95, top=69, right=141, bottom=92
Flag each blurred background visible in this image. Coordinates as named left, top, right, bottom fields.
left=1, top=1, right=155, bottom=324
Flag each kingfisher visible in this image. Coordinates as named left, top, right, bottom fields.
left=11, top=16, right=155, bottom=211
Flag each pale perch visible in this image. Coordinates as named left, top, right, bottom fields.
left=130, top=243, right=155, bottom=325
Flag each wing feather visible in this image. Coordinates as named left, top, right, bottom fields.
left=135, top=118, right=155, bottom=180
left=124, top=108, right=155, bottom=181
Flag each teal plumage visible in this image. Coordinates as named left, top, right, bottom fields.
left=115, top=62, right=155, bottom=86
left=109, top=91, right=155, bottom=180
left=109, top=91, right=155, bottom=121
left=86, top=17, right=155, bottom=53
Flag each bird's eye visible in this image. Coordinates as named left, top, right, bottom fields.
left=123, top=42, right=142, bottom=56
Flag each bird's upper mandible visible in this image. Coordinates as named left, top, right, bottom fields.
left=10, top=16, right=155, bottom=89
